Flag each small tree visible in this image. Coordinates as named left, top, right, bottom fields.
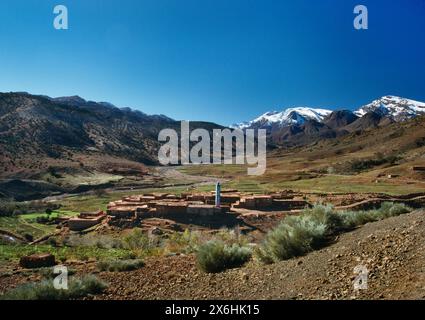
left=93, top=189, right=107, bottom=198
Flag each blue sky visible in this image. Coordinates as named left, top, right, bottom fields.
left=0, top=0, right=424, bottom=125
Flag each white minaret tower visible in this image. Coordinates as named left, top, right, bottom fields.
left=215, top=182, right=221, bottom=208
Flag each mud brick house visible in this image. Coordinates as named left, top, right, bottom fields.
left=67, top=211, right=106, bottom=231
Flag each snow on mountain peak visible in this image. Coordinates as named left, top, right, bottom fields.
left=355, top=96, right=425, bottom=120
left=232, top=107, right=332, bottom=129
left=232, top=96, right=425, bottom=130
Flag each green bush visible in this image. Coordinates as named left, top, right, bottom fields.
left=64, top=234, right=123, bottom=249
left=256, top=202, right=412, bottom=264
left=255, top=214, right=328, bottom=264
left=377, top=202, right=410, bottom=218
left=122, top=229, right=152, bottom=250
left=165, top=229, right=201, bottom=254
left=122, top=228, right=162, bottom=257
left=0, top=275, right=107, bottom=300
left=301, top=204, right=344, bottom=234
left=337, top=210, right=377, bottom=228
left=338, top=202, right=411, bottom=228
left=38, top=267, right=76, bottom=279
left=196, top=240, right=252, bottom=273
left=97, top=259, right=144, bottom=272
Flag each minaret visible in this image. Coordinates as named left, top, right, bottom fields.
left=215, top=182, right=221, bottom=208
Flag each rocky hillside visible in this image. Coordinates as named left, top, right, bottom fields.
left=0, top=92, right=223, bottom=179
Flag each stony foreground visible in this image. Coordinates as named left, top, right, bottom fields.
left=1, top=210, right=424, bottom=300
left=96, top=210, right=425, bottom=300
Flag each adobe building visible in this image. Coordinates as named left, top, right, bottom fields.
left=105, top=185, right=311, bottom=226
left=67, top=211, right=107, bottom=231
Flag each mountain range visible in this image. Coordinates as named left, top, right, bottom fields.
left=0, top=92, right=223, bottom=180
left=1, top=92, right=425, bottom=179
left=232, top=96, right=425, bottom=146
left=1, top=91, right=425, bottom=200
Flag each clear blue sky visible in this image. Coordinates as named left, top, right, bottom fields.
left=0, top=0, right=424, bottom=125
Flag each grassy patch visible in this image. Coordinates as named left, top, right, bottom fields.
left=0, top=210, right=79, bottom=241
left=0, top=275, right=107, bottom=300
left=0, top=217, right=56, bottom=240
left=20, top=210, right=79, bottom=222
left=97, top=259, right=144, bottom=272
left=196, top=240, right=252, bottom=273
left=179, top=164, right=248, bottom=177
left=0, top=243, right=134, bottom=266
left=179, top=163, right=425, bottom=195
left=0, top=200, right=60, bottom=217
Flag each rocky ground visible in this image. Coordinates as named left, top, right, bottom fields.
left=94, top=209, right=425, bottom=300
left=1, top=210, right=424, bottom=300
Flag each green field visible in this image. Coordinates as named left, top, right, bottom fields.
left=0, top=210, right=79, bottom=240
left=179, top=165, right=425, bottom=195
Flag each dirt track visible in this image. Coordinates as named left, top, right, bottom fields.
left=90, top=209, right=425, bottom=300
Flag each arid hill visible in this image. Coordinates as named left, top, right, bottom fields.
left=0, top=92, right=223, bottom=178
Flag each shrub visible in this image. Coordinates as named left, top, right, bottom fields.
left=256, top=202, right=412, bottom=264
left=255, top=214, right=328, bottom=264
left=24, top=234, right=34, bottom=242
left=36, top=215, right=55, bottom=224
left=47, top=238, right=58, bottom=247
left=63, top=234, right=123, bottom=249
left=338, top=202, right=411, bottom=229
left=337, top=210, right=377, bottom=228
left=38, top=267, right=76, bottom=279
left=301, top=204, right=344, bottom=234
left=196, top=240, right=252, bottom=273
left=377, top=202, right=410, bottom=218
left=214, top=226, right=249, bottom=246
left=165, top=229, right=201, bottom=254
left=97, top=259, right=144, bottom=272
left=122, top=228, right=162, bottom=257
left=0, top=275, right=107, bottom=300
left=256, top=204, right=346, bottom=264
left=93, top=189, right=108, bottom=198
left=67, top=275, right=107, bottom=297
left=122, top=229, right=151, bottom=250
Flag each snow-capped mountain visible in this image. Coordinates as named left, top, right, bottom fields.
left=233, top=96, right=425, bottom=130
left=355, top=96, right=425, bottom=121
left=232, top=107, right=332, bottom=130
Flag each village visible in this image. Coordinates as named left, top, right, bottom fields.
left=62, top=183, right=425, bottom=233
